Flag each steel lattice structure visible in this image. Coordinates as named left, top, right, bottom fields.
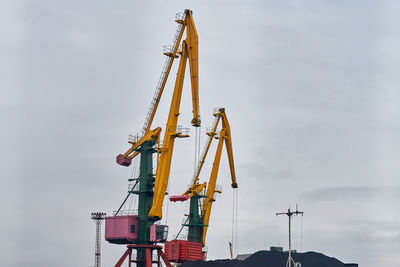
left=91, top=212, right=106, bottom=267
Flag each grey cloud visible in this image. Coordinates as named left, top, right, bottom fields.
left=2, top=1, right=400, bottom=267
left=301, top=186, right=400, bottom=202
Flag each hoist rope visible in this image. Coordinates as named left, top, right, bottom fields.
left=193, top=127, right=198, bottom=177
left=127, top=157, right=139, bottom=212
left=127, top=161, right=135, bottom=210
left=193, top=126, right=201, bottom=178
left=198, top=126, right=201, bottom=171
left=231, top=189, right=239, bottom=256
left=236, top=189, right=239, bottom=253
left=300, top=213, right=304, bottom=251
left=231, top=190, right=235, bottom=254
left=164, top=181, right=170, bottom=224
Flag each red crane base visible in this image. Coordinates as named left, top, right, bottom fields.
left=115, top=244, right=172, bottom=267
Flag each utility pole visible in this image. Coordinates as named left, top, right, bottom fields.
left=91, top=212, right=106, bottom=267
left=276, top=205, right=303, bottom=267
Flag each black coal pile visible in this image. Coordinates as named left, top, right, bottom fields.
left=180, top=250, right=345, bottom=267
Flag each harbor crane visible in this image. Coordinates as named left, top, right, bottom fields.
left=165, top=108, right=238, bottom=262
left=116, top=8, right=200, bottom=222
left=106, top=9, right=201, bottom=267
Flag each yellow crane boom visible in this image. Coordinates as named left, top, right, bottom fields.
left=200, top=108, right=237, bottom=244
left=117, top=10, right=200, bottom=222
left=117, top=10, right=200, bottom=165
left=148, top=10, right=200, bottom=220
left=171, top=108, right=237, bottom=246
left=144, top=10, right=200, bottom=134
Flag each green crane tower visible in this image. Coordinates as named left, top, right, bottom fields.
left=134, top=141, right=157, bottom=266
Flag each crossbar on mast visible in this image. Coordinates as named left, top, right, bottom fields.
left=276, top=205, right=304, bottom=267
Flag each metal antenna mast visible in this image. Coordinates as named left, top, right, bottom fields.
left=276, top=205, right=304, bottom=267
left=91, top=212, right=106, bottom=267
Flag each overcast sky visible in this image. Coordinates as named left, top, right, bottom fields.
left=1, top=1, right=400, bottom=267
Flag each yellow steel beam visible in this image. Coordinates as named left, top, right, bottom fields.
left=117, top=127, right=161, bottom=163
left=192, top=116, right=221, bottom=186
left=149, top=41, right=188, bottom=220
left=201, top=133, right=225, bottom=245
left=200, top=108, right=237, bottom=246
left=220, top=109, right=238, bottom=188
left=149, top=10, right=201, bottom=220
left=185, top=10, right=201, bottom=127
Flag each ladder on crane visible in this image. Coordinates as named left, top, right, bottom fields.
left=141, top=12, right=187, bottom=136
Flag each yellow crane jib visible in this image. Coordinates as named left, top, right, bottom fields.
left=143, top=9, right=200, bottom=138
left=169, top=108, right=238, bottom=246
left=116, top=9, right=199, bottom=171
left=200, top=108, right=237, bottom=245
left=147, top=9, right=201, bottom=221
left=116, top=127, right=161, bottom=166
left=141, top=10, right=198, bottom=136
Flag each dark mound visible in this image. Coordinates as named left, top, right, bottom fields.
left=180, top=250, right=345, bottom=267
left=179, top=259, right=240, bottom=267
